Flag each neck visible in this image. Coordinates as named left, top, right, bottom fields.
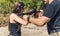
left=49, top=0, right=54, bottom=4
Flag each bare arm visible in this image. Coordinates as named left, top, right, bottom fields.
left=29, top=16, right=51, bottom=26
left=11, top=13, right=28, bottom=25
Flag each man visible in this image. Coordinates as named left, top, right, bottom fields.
left=23, top=0, right=60, bottom=36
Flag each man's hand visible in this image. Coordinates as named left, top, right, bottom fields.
left=38, top=9, right=44, bottom=17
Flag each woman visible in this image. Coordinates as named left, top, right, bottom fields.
left=8, top=2, right=28, bottom=36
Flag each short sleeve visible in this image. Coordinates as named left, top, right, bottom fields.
left=43, top=4, right=58, bottom=18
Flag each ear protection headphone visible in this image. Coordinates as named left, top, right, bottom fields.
left=15, top=2, right=25, bottom=12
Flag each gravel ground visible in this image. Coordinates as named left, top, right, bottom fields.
left=0, top=26, right=9, bottom=36
left=21, top=23, right=50, bottom=36
left=0, top=23, right=50, bottom=36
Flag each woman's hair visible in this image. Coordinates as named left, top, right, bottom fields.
left=12, top=2, right=25, bottom=13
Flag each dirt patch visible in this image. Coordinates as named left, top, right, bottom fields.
left=0, top=26, right=9, bottom=36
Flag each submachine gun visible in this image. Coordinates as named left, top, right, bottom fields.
left=19, top=8, right=40, bottom=18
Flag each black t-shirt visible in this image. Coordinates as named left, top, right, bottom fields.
left=43, top=0, right=60, bottom=34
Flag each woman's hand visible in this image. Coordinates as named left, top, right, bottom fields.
left=23, top=15, right=29, bottom=21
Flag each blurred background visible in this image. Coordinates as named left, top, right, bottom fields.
left=0, top=0, right=44, bottom=27
left=0, top=0, right=60, bottom=36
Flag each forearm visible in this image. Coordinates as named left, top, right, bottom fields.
left=29, top=17, right=44, bottom=26
left=29, top=16, right=50, bottom=26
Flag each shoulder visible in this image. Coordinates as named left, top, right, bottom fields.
left=10, top=13, right=17, bottom=17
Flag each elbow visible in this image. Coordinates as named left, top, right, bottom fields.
left=23, top=23, right=27, bottom=25
left=36, top=23, right=45, bottom=26
left=23, top=21, right=28, bottom=25
left=39, top=24, right=44, bottom=26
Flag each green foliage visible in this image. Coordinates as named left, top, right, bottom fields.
left=0, top=0, right=44, bottom=26
left=0, top=0, right=44, bottom=14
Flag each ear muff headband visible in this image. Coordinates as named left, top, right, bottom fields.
left=15, top=2, right=25, bottom=12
